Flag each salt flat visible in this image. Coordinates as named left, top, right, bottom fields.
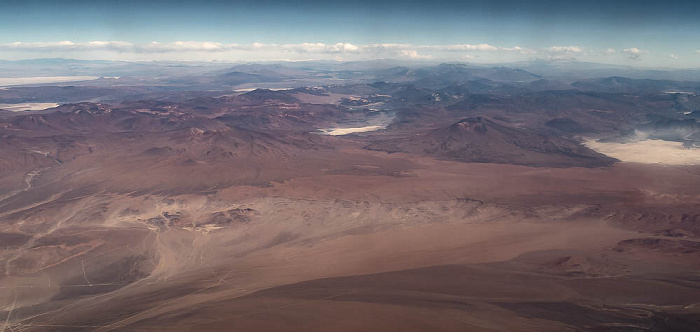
left=0, top=103, right=60, bottom=112
left=0, top=76, right=98, bottom=87
left=586, top=138, right=700, bottom=165
left=317, top=125, right=385, bottom=135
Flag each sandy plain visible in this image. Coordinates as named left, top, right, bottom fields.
left=0, top=139, right=698, bottom=331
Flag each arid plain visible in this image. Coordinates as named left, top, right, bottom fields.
left=1, top=62, right=699, bottom=331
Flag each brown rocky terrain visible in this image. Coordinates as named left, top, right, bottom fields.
left=366, top=115, right=616, bottom=167
left=0, top=66, right=699, bottom=331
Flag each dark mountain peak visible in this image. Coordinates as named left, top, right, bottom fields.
left=289, top=86, right=329, bottom=96
left=545, top=118, right=588, bottom=133
left=572, top=76, right=700, bottom=93
left=602, top=76, right=634, bottom=84
left=240, top=88, right=299, bottom=103
left=437, top=63, right=468, bottom=69
left=367, top=115, right=614, bottom=167
left=56, top=102, right=112, bottom=114
left=452, top=116, right=491, bottom=134
left=457, top=116, right=488, bottom=124
left=379, top=66, right=412, bottom=75
left=227, top=63, right=292, bottom=74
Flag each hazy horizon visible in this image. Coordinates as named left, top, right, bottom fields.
left=1, top=0, right=699, bottom=68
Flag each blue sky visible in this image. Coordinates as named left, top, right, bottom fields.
left=1, top=0, right=699, bottom=67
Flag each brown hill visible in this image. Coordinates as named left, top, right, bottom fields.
left=0, top=102, right=336, bottom=178
left=366, top=116, right=616, bottom=167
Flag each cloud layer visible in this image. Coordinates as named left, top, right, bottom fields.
left=0, top=41, right=540, bottom=62
left=1, top=41, right=694, bottom=66
left=1, top=41, right=531, bottom=55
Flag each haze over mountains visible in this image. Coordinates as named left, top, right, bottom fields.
left=0, top=57, right=699, bottom=331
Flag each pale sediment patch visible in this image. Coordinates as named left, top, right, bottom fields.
left=0, top=76, right=99, bottom=87
left=233, top=87, right=292, bottom=92
left=317, top=125, right=384, bottom=136
left=585, top=138, right=700, bottom=165
left=0, top=103, right=60, bottom=112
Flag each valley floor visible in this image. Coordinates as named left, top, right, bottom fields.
left=1, top=147, right=699, bottom=331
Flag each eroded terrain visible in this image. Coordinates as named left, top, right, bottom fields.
left=0, top=62, right=699, bottom=331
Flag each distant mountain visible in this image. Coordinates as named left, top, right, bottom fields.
left=209, top=63, right=324, bottom=86
left=572, top=77, right=700, bottom=93
left=609, top=118, right=700, bottom=148
left=544, top=118, right=590, bottom=133
left=215, top=71, right=283, bottom=85
left=225, top=63, right=309, bottom=77
left=239, top=88, right=300, bottom=103
left=376, top=64, right=541, bottom=87
left=512, top=60, right=700, bottom=81
left=0, top=58, right=118, bottom=66
left=0, top=58, right=232, bottom=80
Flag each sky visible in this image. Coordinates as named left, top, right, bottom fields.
left=1, top=0, right=699, bottom=67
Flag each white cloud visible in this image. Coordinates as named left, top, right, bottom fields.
left=280, top=43, right=361, bottom=54
left=546, top=46, right=585, bottom=61
left=438, top=43, right=498, bottom=51
left=622, top=47, right=643, bottom=60
left=5, top=41, right=520, bottom=59
left=505, top=46, right=537, bottom=54
left=547, top=46, right=584, bottom=53
left=5, top=41, right=79, bottom=48
left=669, top=54, right=678, bottom=59
left=365, top=43, right=413, bottom=50
left=133, top=41, right=228, bottom=53
left=603, top=48, right=616, bottom=55
left=1, top=40, right=230, bottom=53
left=548, top=54, right=574, bottom=61
left=1, top=41, right=530, bottom=55
left=399, top=50, right=432, bottom=59
left=423, top=44, right=532, bottom=53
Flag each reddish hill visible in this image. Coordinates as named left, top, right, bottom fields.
left=366, top=116, right=616, bottom=167
left=0, top=102, right=336, bottom=176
